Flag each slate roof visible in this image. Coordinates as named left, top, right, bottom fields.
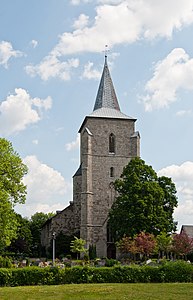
left=79, top=56, right=136, bottom=132
left=73, top=164, right=82, bottom=177
left=89, top=107, right=135, bottom=120
left=93, top=56, right=120, bottom=111
left=181, top=225, right=193, bottom=238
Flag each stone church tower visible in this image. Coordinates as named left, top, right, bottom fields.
left=41, top=56, right=140, bottom=258
left=74, top=55, right=140, bottom=257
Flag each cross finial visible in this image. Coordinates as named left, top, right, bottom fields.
left=104, top=44, right=109, bottom=58
left=103, top=45, right=109, bottom=65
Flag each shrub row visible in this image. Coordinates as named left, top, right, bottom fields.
left=0, top=261, right=193, bottom=286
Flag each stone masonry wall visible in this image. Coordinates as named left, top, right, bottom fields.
left=80, top=117, right=140, bottom=257
left=41, top=203, right=76, bottom=253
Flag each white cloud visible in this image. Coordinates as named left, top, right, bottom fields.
left=70, top=0, right=90, bottom=5
left=142, top=48, right=193, bottom=111
left=0, top=88, right=52, bottom=136
left=26, top=1, right=193, bottom=81
left=82, top=61, right=101, bottom=79
left=65, top=134, right=80, bottom=151
left=55, top=127, right=64, bottom=132
left=0, top=41, right=23, bottom=68
left=23, top=155, right=69, bottom=198
left=52, top=1, right=193, bottom=56
left=158, top=161, right=193, bottom=229
left=32, top=139, right=39, bottom=145
left=25, top=55, right=79, bottom=81
left=73, top=14, right=89, bottom=29
left=176, top=109, right=192, bottom=116
left=98, top=0, right=122, bottom=3
left=17, top=155, right=71, bottom=216
left=30, top=40, right=38, bottom=48
left=82, top=52, right=119, bottom=80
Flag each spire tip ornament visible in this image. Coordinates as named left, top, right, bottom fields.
left=103, top=45, right=110, bottom=62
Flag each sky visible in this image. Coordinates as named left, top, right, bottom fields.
left=1, top=0, right=193, bottom=230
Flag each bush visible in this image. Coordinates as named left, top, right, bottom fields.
left=0, top=268, right=12, bottom=286
left=105, top=258, right=119, bottom=267
left=9, top=267, right=65, bottom=286
left=160, top=260, right=193, bottom=282
left=0, top=256, right=12, bottom=268
left=0, top=261, right=193, bottom=286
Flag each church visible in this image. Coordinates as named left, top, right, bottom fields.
left=41, top=56, right=140, bottom=258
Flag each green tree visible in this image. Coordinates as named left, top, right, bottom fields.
left=70, top=237, right=87, bottom=259
left=7, top=214, right=32, bottom=257
left=53, top=231, right=74, bottom=258
left=0, top=188, right=18, bottom=250
left=89, top=244, right=97, bottom=260
left=0, top=138, right=28, bottom=205
left=0, top=138, right=28, bottom=250
left=30, top=212, right=55, bottom=257
left=109, top=158, right=178, bottom=240
left=156, top=232, right=172, bottom=259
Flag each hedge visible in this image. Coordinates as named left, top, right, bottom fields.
left=0, top=261, right=193, bottom=286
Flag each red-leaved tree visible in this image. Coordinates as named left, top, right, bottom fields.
left=135, top=232, right=157, bottom=259
left=117, top=235, right=138, bottom=260
left=172, top=232, right=193, bottom=259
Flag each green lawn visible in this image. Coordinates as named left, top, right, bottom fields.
left=0, top=283, right=193, bottom=300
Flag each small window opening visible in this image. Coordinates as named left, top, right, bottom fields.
left=109, top=133, right=115, bottom=153
left=110, top=167, right=114, bottom=177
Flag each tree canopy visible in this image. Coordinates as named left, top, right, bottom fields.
left=108, top=157, right=178, bottom=240
left=0, top=138, right=28, bottom=205
left=7, top=214, right=32, bottom=256
left=70, top=237, right=87, bottom=259
left=30, top=212, right=55, bottom=257
left=0, top=138, right=28, bottom=249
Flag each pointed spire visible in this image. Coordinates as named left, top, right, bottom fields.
left=93, top=55, right=120, bottom=111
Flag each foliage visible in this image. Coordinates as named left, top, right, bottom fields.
left=6, top=214, right=32, bottom=257
left=29, top=212, right=55, bottom=257
left=89, top=244, right=97, bottom=260
left=117, top=236, right=138, bottom=259
left=172, top=232, right=193, bottom=258
left=117, top=232, right=157, bottom=259
left=0, top=139, right=28, bottom=250
left=105, top=258, right=119, bottom=267
left=161, top=260, right=193, bottom=282
left=0, top=189, right=18, bottom=249
left=70, top=237, right=87, bottom=259
left=109, top=158, right=178, bottom=240
left=135, top=232, right=157, bottom=258
left=10, top=267, right=62, bottom=286
left=0, top=138, right=28, bottom=205
left=0, top=261, right=193, bottom=286
left=156, top=232, right=172, bottom=258
left=0, top=256, right=12, bottom=268
left=48, top=232, right=74, bottom=259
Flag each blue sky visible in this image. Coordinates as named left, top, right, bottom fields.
left=1, top=0, right=193, bottom=230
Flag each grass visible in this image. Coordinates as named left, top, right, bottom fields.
left=0, top=283, right=193, bottom=300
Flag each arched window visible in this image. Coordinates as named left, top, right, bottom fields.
left=110, top=167, right=114, bottom=177
left=109, top=133, right=115, bottom=153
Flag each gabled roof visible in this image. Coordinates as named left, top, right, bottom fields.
left=181, top=225, right=193, bottom=238
left=93, top=56, right=120, bottom=111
